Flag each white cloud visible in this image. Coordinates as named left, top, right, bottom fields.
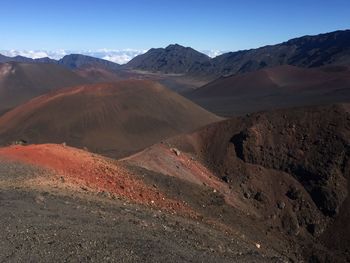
left=0, top=49, right=68, bottom=60
left=84, top=49, right=147, bottom=64
left=1, top=50, right=48, bottom=59
left=102, top=54, right=131, bottom=64
left=201, top=50, right=225, bottom=58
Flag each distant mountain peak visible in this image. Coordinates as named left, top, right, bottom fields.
left=125, top=43, right=210, bottom=74
left=165, top=44, right=207, bottom=55
left=165, top=44, right=186, bottom=50
left=58, top=54, right=120, bottom=70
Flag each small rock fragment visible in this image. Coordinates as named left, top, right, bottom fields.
left=171, top=148, right=181, bottom=156
left=35, top=195, right=45, bottom=204
left=277, top=201, right=286, bottom=210
left=254, top=191, right=267, bottom=202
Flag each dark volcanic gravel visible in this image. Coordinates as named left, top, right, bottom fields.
left=0, top=188, right=286, bottom=262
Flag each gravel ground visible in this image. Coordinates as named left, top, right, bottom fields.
left=0, top=189, right=287, bottom=263
left=0, top=159, right=288, bottom=262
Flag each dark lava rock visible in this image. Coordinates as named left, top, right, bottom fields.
left=281, top=212, right=300, bottom=236
left=277, top=201, right=286, bottom=210
left=307, top=223, right=324, bottom=237
left=254, top=191, right=268, bottom=203
left=221, top=175, right=229, bottom=183
left=310, top=187, right=340, bottom=217
left=286, top=186, right=302, bottom=200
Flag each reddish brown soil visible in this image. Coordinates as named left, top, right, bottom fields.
left=0, top=144, right=193, bottom=215
left=74, top=67, right=142, bottom=83
left=0, top=80, right=220, bottom=158
left=192, top=65, right=350, bottom=97
left=0, top=62, right=87, bottom=114
left=187, top=65, right=350, bottom=116
left=125, top=144, right=245, bottom=210
left=75, top=66, right=210, bottom=93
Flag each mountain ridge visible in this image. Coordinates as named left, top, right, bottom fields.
left=0, top=53, right=120, bottom=71
left=1, top=29, right=349, bottom=76
left=58, top=54, right=120, bottom=70
left=124, top=44, right=211, bottom=74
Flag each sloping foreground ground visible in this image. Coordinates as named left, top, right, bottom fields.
left=0, top=80, right=220, bottom=158
left=0, top=144, right=286, bottom=262
left=126, top=103, right=350, bottom=262
left=187, top=65, right=350, bottom=116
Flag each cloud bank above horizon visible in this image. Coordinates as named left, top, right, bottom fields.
left=0, top=49, right=224, bottom=64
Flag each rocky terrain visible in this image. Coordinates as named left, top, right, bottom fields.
left=127, top=103, right=350, bottom=262
left=0, top=85, right=349, bottom=262
left=0, top=144, right=287, bottom=262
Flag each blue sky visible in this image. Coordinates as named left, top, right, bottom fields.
left=0, top=0, right=349, bottom=62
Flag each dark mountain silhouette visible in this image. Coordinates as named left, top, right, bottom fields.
left=58, top=54, right=120, bottom=70
left=125, top=44, right=211, bottom=74
left=125, top=30, right=350, bottom=77
left=35, top=57, right=57, bottom=63
left=207, top=29, right=350, bottom=76
left=0, top=54, right=56, bottom=64
left=0, top=53, right=120, bottom=71
left=2, top=30, right=349, bottom=77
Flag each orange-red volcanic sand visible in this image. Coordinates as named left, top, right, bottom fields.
left=0, top=144, right=194, bottom=215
